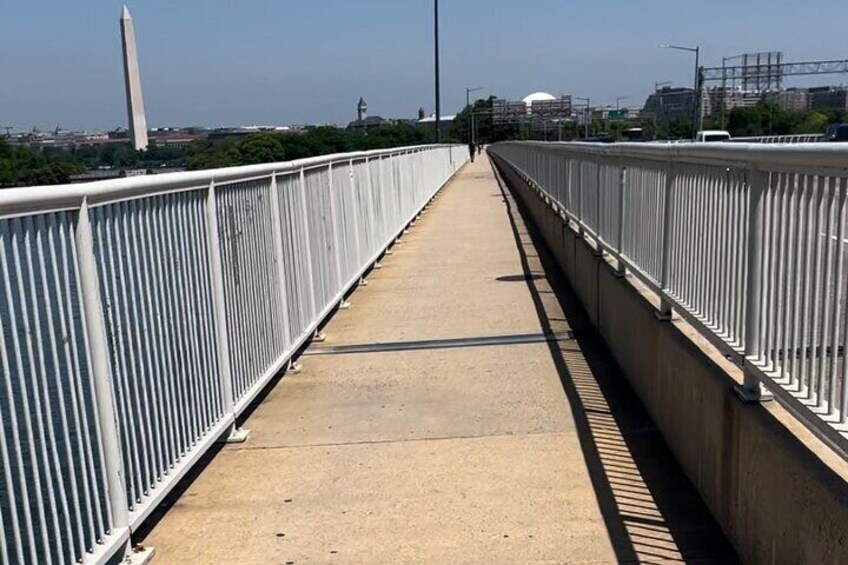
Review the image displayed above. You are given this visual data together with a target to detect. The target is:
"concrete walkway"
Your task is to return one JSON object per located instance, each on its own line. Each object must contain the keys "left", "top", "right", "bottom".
{"left": 141, "top": 156, "right": 737, "bottom": 564}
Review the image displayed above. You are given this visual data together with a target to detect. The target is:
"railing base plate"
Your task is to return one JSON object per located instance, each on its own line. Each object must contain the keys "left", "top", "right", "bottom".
{"left": 655, "top": 310, "right": 673, "bottom": 322}
{"left": 124, "top": 546, "right": 155, "bottom": 564}
{"left": 225, "top": 428, "right": 251, "bottom": 444}
{"left": 734, "top": 383, "right": 774, "bottom": 404}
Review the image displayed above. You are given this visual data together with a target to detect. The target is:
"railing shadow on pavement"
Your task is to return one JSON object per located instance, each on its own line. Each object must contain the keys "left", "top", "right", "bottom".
{"left": 489, "top": 156, "right": 740, "bottom": 564}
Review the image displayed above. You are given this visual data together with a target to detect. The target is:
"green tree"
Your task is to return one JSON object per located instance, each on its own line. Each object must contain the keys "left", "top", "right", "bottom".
{"left": 235, "top": 132, "right": 284, "bottom": 165}
{"left": 451, "top": 96, "right": 519, "bottom": 144}
{"left": 798, "top": 111, "right": 829, "bottom": 134}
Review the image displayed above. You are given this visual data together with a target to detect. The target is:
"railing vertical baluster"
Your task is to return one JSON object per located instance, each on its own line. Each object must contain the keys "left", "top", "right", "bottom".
{"left": 576, "top": 161, "right": 584, "bottom": 236}
{"left": 349, "top": 159, "right": 362, "bottom": 268}
{"left": 204, "top": 181, "right": 246, "bottom": 440}
{"left": 657, "top": 160, "right": 676, "bottom": 319}
{"left": 616, "top": 161, "right": 627, "bottom": 277}
{"left": 738, "top": 167, "right": 771, "bottom": 402}
{"left": 326, "top": 163, "right": 345, "bottom": 292}
{"left": 299, "top": 167, "right": 318, "bottom": 320}
{"left": 75, "top": 198, "right": 134, "bottom": 554}
{"left": 267, "top": 173, "right": 292, "bottom": 350}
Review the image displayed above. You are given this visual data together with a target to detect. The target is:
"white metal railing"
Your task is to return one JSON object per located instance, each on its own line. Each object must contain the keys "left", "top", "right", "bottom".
{"left": 733, "top": 133, "right": 824, "bottom": 144}
{"left": 490, "top": 140, "right": 848, "bottom": 459}
{"left": 0, "top": 144, "right": 465, "bottom": 564}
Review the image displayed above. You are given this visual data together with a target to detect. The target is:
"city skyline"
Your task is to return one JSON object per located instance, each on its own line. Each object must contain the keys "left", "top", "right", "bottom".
{"left": 1, "top": 0, "right": 846, "bottom": 131}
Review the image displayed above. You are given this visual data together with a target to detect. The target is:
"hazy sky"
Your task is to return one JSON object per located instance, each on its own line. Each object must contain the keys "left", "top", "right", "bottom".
{"left": 1, "top": 0, "right": 846, "bottom": 131}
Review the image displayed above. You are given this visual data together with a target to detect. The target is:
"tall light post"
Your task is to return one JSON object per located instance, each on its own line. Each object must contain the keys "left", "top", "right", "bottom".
{"left": 434, "top": 0, "right": 441, "bottom": 142}
{"left": 615, "top": 96, "right": 628, "bottom": 109}
{"left": 660, "top": 44, "right": 701, "bottom": 140}
{"left": 466, "top": 86, "right": 482, "bottom": 144}
{"left": 574, "top": 96, "right": 590, "bottom": 138}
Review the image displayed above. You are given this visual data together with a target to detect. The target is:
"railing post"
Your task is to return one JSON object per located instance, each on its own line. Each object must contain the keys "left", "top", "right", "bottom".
{"left": 75, "top": 198, "right": 141, "bottom": 557}
{"left": 657, "top": 161, "right": 676, "bottom": 320}
{"left": 737, "top": 167, "right": 772, "bottom": 402}
{"left": 576, "top": 161, "right": 584, "bottom": 237}
{"left": 593, "top": 159, "right": 603, "bottom": 256}
{"left": 205, "top": 180, "right": 248, "bottom": 442}
{"left": 615, "top": 162, "right": 627, "bottom": 277}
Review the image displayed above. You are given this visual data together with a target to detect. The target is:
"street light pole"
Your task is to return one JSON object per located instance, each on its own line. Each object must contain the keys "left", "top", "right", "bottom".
{"left": 615, "top": 96, "right": 628, "bottom": 109}
{"left": 695, "top": 46, "right": 703, "bottom": 135}
{"left": 659, "top": 44, "right": 701, "bottom": 140}
{"left": 434, "top": 0, "right": 441, "bottom": 143}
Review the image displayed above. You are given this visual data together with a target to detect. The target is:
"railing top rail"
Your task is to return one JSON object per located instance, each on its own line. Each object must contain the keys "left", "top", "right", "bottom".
{"left": 732, "top": 133, "right": 824, "bottom": 144}
{"left": 0, "top": 143, "right": 454, "bottom": 218}
{"left": 495, "top": 140, "right": 848, "bottom": 170}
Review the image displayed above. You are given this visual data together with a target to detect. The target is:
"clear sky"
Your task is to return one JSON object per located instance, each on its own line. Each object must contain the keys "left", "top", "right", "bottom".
{"left": 1, "top": 0, "right": 846, "bottom": 131}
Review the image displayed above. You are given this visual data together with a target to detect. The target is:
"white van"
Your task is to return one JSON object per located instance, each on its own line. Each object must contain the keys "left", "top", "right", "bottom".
{"left": 696, "top": 130, "right": 732, "bottom": 142}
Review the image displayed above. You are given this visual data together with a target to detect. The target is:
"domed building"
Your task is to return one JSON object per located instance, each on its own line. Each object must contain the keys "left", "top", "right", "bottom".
{"left": 522, "top": 92, "right": 557, "bottom": 108}
{"left": 491, "top": 91, "right": 573, "bottom": 136}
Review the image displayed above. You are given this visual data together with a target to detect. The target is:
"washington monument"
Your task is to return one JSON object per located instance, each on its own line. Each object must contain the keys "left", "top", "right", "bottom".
{"left": 120, "top": 5, "right": 148, "bottom": 150}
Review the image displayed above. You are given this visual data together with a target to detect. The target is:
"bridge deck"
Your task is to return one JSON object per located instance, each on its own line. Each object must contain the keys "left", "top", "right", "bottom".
{"left": 140, "top": 156, "right": 737, "bottom": 563}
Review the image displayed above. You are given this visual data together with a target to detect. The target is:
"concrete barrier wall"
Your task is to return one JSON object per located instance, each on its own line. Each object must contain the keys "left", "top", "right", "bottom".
{"left": 491, "top": 153, "right": 848, "bottom": 565}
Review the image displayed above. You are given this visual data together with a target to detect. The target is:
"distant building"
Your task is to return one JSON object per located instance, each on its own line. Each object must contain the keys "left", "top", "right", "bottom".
{"left": 491, "top": 99, "right": 528, "bottom": 124}
{"left": 778, "top": 88, "right": 810, "bottom": 112}
{"left": 809, "top": 86, "right": 848, "bottom": 111}
{"left": 703, "top": 87, "right": 762, "bottom": 116}
{"left": 207, "top": 126, "right": 291, "bottom": 140}
{"left": 108, "top": 127, "right": 130, "bottom": 140}
{"left": 347, "top": 116, "right": 393, "bottom": 133}
{"left": 492, "top": 92, "right": 572, "bottom": 127}
{"left": 347, "top": 97, "right": 394, "bottom": 133}
{"left": 702, "top": 85, "right": 848, "bottom": 115}
{"left": 417, "top": 113, "right": 456, "bottom": 127}
{"left": 641, "top": 87, "right": 696, "bottom": 121}
{"left": 357, "top": 97, "right": 367, "bottom": 122}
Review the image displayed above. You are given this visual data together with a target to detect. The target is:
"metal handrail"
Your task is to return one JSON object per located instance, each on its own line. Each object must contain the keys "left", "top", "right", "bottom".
{"left": 732, "top": 134, "right": 825, "bottom": 144}
{"left": 490, "top": 140, "right": 848, "bottom": 460}
{"left": 0, "top": 144, "right": 466, "bottom": 564}
{"left": 0, "top": 144, "right": 451, "bottom": 219}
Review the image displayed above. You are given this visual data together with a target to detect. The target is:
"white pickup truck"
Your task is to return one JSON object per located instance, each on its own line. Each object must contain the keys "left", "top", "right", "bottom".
{"left": 695, "top": 130, "right": 732, "bottom": 142}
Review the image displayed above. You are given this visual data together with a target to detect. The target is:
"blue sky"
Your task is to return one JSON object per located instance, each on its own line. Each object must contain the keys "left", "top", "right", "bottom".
{"left": 0, "top": 0, "right": 846, "bottom": 130}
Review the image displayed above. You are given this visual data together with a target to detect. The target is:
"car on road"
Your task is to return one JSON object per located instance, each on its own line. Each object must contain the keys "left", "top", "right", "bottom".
{"left": 823, "top": 123, "right": 848, "bottom": 141}
{"left": 696, "top": 130, "right": 732, "bottom": 142}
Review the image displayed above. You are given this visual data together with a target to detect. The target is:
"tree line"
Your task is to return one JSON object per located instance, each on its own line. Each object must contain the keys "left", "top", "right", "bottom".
{"left": 4, "top": 99, "right": 846, "bottom": 188}
{"left": 0, "top": 123, "right": 437, "bottom": 188}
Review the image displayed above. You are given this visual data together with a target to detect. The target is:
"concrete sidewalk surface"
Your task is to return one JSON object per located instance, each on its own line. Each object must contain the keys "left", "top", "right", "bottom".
{"left": 140, "top": 156, "right": 737, "bottom": 564}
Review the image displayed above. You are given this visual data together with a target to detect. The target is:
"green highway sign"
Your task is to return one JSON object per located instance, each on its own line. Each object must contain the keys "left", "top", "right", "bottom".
{"left": 607, "top": 109, "right": 628, "bottom": 118}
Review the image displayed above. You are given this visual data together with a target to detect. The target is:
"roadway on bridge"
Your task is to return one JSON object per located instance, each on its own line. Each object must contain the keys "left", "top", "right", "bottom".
{"left": 140, "top": 156, "right": 736, "bottom": 563}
